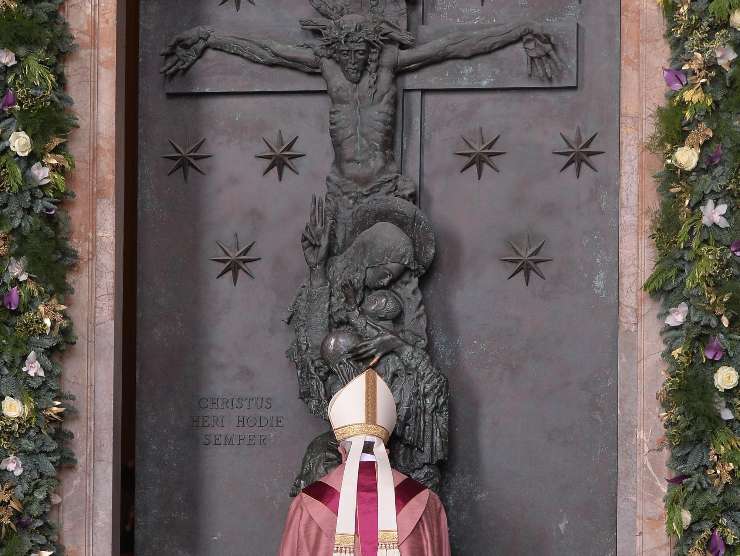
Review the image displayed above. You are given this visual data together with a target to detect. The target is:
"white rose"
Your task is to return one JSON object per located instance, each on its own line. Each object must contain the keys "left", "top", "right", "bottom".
{"left": 9, "top": 131, "right": 32, "bottom": 157}
{"left": 731, "top": 9, "right": 740, "bottom": 30}
{"left": 0, "top": 49, "right": 16, "bottom": 67}
{"left": 1, "top": 396, "right": 24, "bottom": 418}
{"left": 714, "top": 366, "right": 739, "bottom": 392}
{"left": 681, "top": 509, "right": 692, "bottom": 530}
{"left": 673, "top": 146, "right": 700, "bottom": 171}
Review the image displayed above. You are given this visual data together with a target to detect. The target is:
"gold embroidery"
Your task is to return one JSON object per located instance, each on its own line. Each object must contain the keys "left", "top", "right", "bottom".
{"left": 365, "top": 370, "right": 377, "bottom": 425}
{"left": 378, "top": 530, "right": 399, "bottom": 544}
{"left": 334, "top": 533, "right": 355, "bottom": 547}
{"left": 333, "top": 423, "right": 390, "bottom": 443}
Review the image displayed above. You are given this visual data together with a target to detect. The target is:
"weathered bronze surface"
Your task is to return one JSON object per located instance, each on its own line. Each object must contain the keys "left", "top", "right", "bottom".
{"left": 553, "top": 127, "right": 606, "bottom": 178}
{"left": 161, "top": 0, "right": 563, "bottom": 491}
{"left": 210, "top": 234, "right": 261, "bottom": 286}
{"left": 500, "top": 235, "right": 553, "bottom": 286}
{"left": 137, "top": 1, "right": 620, "bottom": 554}
{"left": 455, "top": 128, "right": 506, "bottom": 180}
{"left": 219, "top": 0, "right": 253, "bottom": 11}
{"left": 161, "top": 137, "right": 213, "bottom": 182}
{"left": 255, "top": 130, "right": 305, "bottom": 181}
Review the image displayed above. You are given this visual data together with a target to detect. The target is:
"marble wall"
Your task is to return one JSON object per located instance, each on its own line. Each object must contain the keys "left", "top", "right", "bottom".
{"left": 59, "top": 0, "right": 122, "bottom": 554}
{"left": 619, "top": 1, "right": 673, "bottom": 554}
{"left": 57, "top": 0, "right": 671, "bottom": 553}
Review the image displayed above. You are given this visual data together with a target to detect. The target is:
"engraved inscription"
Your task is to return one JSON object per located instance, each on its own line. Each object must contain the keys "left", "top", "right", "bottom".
{"left": 192, "top": 395, "right": 286, "bottom": 447}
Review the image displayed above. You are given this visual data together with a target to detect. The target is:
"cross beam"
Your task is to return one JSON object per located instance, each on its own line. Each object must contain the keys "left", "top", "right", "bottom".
{"left": 162, "top": 15, "right": 578, "bottom": 195}
{"left": 163, "top": 20, "right": 578, "bottom": 95}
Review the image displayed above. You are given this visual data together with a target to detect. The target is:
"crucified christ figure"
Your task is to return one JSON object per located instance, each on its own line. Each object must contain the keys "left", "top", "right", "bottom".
{"left": 160, "top": 3, "right": 562, "bottom": 490}
{"left": 161, "top": 11, "right": 562, "bottom": 200}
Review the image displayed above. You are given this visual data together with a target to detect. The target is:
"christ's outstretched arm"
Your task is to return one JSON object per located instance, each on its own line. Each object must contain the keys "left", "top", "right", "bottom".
{"left": 161, "top": 26, "right": 320, "bottom": 76}
{"left": 396, "top": 22, "right": 562, "bottom": 79}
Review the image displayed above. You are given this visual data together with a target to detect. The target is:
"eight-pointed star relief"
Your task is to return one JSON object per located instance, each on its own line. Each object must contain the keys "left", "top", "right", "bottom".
{"left": 219, "top": 0, "right": 254, "bottom": 11}
{"left": 500, "top": 235, "right": 554, "bottom": 286}
{"left": 161, "top": 137, "right": 213, "bottom": 182}
{"left": 553, "top": 127, "right": 605, "bottom": 178}
{"left": 210, "top": 234, "right": 261, "bottom": 286}
{"left": 256, "top": 130, "right": 306, "bottom": 181}
{"left": 455, "top": 128, "right": 506, "bottom": 180}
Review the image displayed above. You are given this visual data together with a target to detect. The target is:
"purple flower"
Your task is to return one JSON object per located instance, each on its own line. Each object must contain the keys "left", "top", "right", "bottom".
{"left": 14, "top": 515, "right": 32, "bottom": 530}
{"left": 707, "top": 144, "right": 723, "bottom": 166}
{"left": 0, "top": 89, "right": 15, "bottom": 111}
{"left": 3, "top": 287, "right": 19, "bottom": 311}
{"left": 666, "top": 475, "right": 689, "bottom": 484}
{"left": 663, "top": 68, "right": 688, "bottom": 91}
{"left": 710, "top": 529, "right": 726, "bottom": 556}
{"left": 731, "top": 240, "right": 740, "bottom": 257}
{"left": 705, "top": 337, "right": 725, "bottom": 361}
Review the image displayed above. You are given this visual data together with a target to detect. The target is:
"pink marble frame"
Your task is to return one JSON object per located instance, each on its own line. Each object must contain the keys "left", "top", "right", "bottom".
{"left": 618, "top": 0, "right": 673, "bottom": 554}
{"left": 56, "top": 0, "right": 672, "bottom": 553}
{"left": 60, "top": 0, "right": 123, "bottom": 554}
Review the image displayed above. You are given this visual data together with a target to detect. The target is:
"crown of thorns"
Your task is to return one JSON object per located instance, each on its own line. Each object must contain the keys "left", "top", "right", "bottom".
{"left": 300, "top": 14, "right": 415, "bottom": 49}
{"left": 321, "top": 18, "right": 384, "bottom": 48}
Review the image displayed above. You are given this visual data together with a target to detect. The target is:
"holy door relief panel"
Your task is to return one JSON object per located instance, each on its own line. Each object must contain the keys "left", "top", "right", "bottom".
{"left": 137, "top": 1, "right": 620, "bottom": 555}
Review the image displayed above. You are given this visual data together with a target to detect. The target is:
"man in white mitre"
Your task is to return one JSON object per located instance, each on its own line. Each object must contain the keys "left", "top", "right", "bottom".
{"left": 278, "top": 367, "right": 451, "bottom": 555}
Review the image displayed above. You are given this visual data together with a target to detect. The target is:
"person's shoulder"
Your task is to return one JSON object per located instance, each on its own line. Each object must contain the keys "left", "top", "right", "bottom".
{"left": 425, "top": 487, "right": 444, "bottom": 507}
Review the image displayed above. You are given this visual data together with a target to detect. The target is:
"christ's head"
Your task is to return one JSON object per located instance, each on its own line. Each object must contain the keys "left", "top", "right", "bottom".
{"left": 324, "top": 15, "right": 382, "bottom": 83}
{"left": 335, "top": 40, "right": 370, "bottom": 83}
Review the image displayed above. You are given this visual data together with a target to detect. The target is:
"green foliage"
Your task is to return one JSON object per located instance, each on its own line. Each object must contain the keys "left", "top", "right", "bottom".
{"left": 0, "top": 533, "right": 30, "bottom": 556}
{"left": 666, "top": 486, "right": 686, "bottom": 537}
{"left": 645, "top": 260, "right": 680, "bottom": 294}
{"left": 15, "top": 220, "right": 75, "bottom": 295}
{"left": 651, "top": 103, "right": 687, "bottom": 152}
{"left": 15, "top": 106, "right": 76, "bottom": 154}
{"left": 0, "top": 1, "right": 77, "bottom": 554}
{"left": 10, "top": 54, "right": 56, "bottom": 92}
{"left": 708, "top": 0, "right": 740, "bottom": 20}
{"left": 648, "top": 2, "right": 740, "bottom": 554}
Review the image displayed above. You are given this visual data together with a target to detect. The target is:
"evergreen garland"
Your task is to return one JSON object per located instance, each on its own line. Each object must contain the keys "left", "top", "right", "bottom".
{"left": 0, "top": 0, "right": 77, "bottom": 555}
{"left": 649, "top": 1, "right": 740, "bottom": 555}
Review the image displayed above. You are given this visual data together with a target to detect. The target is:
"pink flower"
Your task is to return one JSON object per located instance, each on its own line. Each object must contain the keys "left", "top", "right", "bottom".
{"left": 731, "top": 240, "right": 740, "bottom": 257}
{"left": 665, "top": 302, "right": 689, "bottom": 327}
{"left": 30, "top": 162, "right": 50, "bottom": 185}
{"left": 22, "top": 351, "right": 44, "bottom": 377}
{"left": 716, "top": 46, "right": 738, "bottom": 71}
{"left": 7, "top": 257, "right": 28, "bottom": 281}
{"left": 700, "top": 200, "right": 730, "bottom": 228}
{"left": 0, "top": 49, "right": 16, "bottom": 67}
{"left": 0, "top": 455, "right": 23, "bottom": 477}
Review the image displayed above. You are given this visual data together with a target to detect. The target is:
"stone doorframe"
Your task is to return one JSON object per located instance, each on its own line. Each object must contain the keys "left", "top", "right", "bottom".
{"left": 56, "top": 0, "right": 672, "bottom": 554}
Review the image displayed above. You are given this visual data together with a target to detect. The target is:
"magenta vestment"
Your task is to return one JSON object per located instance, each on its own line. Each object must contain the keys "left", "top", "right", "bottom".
{"left": 278, "top": 463, "right": 451, "bottom": 556}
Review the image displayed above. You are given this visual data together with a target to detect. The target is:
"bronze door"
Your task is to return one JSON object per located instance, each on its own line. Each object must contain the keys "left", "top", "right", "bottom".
{"left": 137, "top": 0, "right": 620, "bottom": 554}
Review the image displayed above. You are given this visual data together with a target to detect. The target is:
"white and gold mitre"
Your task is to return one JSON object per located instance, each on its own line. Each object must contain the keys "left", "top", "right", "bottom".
{"left": 327, "top": 369, "right": 401, "bottom": 556}
{"left": 328, "top": 368, "right": 397, "bottom": 444}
